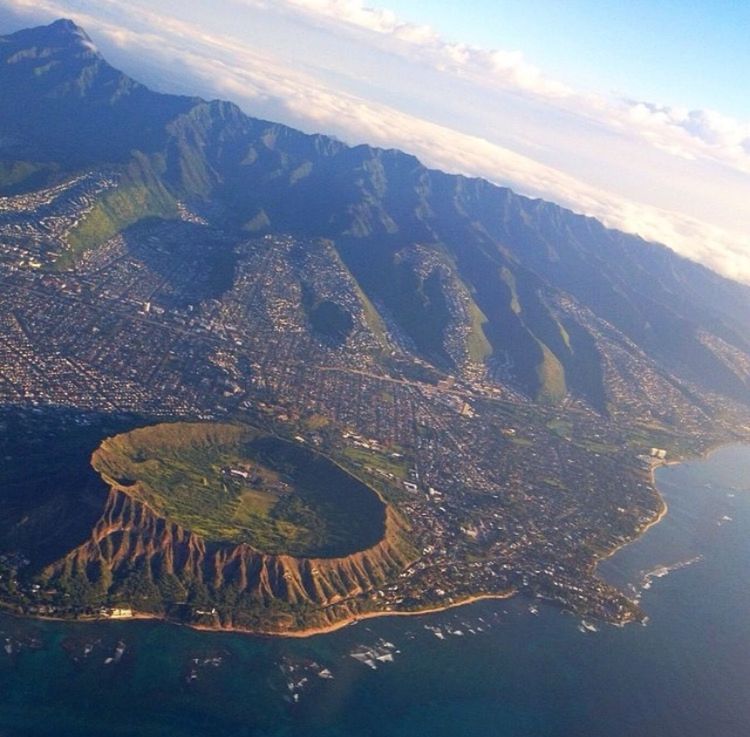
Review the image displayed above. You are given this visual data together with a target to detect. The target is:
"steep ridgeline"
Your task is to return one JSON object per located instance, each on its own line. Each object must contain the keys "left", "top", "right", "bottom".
{"left": 2, "top": 19, "right": 750, "bottom": 411}
{"left": 44, "top": 487, "right": 414, "bottom": 633}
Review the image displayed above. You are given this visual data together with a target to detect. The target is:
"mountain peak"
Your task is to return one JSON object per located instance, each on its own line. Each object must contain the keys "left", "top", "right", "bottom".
{"left": 48, "top": 18, "right": 83, "bottom": 32}
{"left": 46, "top": 17, "right": 97, "bottom": 48}
{"left": 1, "top": 19, "right": 750, "bottom": 410}
{"left": 7, "top": 17, "right": 99, "bottom": 55}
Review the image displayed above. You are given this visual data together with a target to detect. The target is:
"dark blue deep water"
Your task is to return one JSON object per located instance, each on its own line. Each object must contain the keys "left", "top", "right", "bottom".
{"left": 1, "top": 445, "right": 749, "bottom": 737}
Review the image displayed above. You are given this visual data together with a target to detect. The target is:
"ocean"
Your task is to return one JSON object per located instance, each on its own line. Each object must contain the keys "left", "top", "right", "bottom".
{"left": 1, "top": 444, "right": 749, "bottom": 737}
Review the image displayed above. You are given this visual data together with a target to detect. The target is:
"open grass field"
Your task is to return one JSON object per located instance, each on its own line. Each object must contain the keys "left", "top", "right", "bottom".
{"left": 93, "top": 422, "right": 386, "bottom": 557}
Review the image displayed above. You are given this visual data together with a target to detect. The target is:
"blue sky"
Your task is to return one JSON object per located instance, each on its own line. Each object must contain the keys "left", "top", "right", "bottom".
{"left": 385, "top": 1, "right": 750, "bottom": 118}
{"left": 1, "top": 0, "right": 748, "bottom": 281}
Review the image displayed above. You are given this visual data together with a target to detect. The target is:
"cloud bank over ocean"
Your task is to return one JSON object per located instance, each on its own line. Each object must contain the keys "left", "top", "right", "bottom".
{"left": 3, "top": 0, "right": 749, "bottom": 282}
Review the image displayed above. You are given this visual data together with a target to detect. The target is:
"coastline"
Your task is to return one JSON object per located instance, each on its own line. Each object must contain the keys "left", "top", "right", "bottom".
{"left": 594, "top": 438, "right": 748, "bottom": 576}
{"left": 0, "top": 591, "right": 517, "bottom": 640}
{"left": 129, "top": 442, "right": 750, "bottom": 636}
{"left": 252, "top": 591, "right": 518, "bottom": 639}
{"left": 593, "top": 459, "right": 670, "bottom": 572}
{"left": 5, "top": 440, "right": 748, "bottom": 639}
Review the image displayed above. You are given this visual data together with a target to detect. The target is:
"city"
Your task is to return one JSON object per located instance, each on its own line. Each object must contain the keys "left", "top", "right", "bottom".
{"left": 1, "top": 174, "right": 748, "bottom": 631}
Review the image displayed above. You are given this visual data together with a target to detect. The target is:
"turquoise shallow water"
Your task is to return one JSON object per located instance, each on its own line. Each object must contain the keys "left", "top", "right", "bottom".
{"left": 1, "top": 445, "right": 749, "bottom": 737}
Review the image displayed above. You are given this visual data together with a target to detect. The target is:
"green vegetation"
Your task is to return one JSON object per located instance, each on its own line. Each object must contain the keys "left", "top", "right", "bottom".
{"left": 507, "top": 436, "right": 533, "bottom": 447}
{"left": 303, "top": 414, "right": 331, "bottom": 431}
{"left": 542, "top": 476, "right": 570, "bottom": 491}
{"left": 624, "top": 422, "right": 709, "bottom": 458}
{"left": 354, "top": 281, "right": 389, "bottom": 347}
{"left": 309, "top": 300, "right": 354, "bottom": 341}
{"left": 62, "top": 157, "right": 177, "bottom": 266}
{"left": 546, "top": 418, "right": 573, "bottom": 437}
{"left": 0, "top": 160, "right": 52, "bottom": 193}
{"left": 500, "top": 266, "right": 521, "bottom": 315}
{"left": 465, "top": 293, "right": 492, "bottom": 364}
{"left": 93, "top": 422, "right": 386, "bottom": 557}
{"left": 342, "top": 445, "right": 409, "bottom": 481}
{"left": 552, "top": 313, "right": 572, "bottom": 351}
{"left": 327, "top": 242, "right": 389, "bottom": 347}
{"left": 577, "top": 439, "right": 620, "bottom": 454}
{"left": 301, "top": 283, "right": 354, "bottom": 344}
{"left": 535, "top": 341, "right": 567, "bottom": 402}
{"left": 385, "top": 264, "right": 453, "bottom": 366}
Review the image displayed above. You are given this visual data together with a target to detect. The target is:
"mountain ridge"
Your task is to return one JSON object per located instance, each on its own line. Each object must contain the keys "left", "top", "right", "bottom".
{"left": 3, "top": 20, "right": 750, "bottom": 631}
{"left": 1, "top": 18, "right": 750, "bottom": 409}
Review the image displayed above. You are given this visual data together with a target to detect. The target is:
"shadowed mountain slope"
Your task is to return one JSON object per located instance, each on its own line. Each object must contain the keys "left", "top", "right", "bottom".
{"left": 2, "top": 19, "right": 750, "bottom": 409}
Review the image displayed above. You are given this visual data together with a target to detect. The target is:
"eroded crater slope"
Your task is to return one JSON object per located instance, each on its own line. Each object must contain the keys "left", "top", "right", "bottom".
{"left": 41, "top": 422, "right": 415, "bottom": 633}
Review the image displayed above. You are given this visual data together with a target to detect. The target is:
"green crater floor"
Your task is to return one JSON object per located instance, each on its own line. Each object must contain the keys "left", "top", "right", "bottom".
{"left": 92, "top": 422, "right": 386, "bottom": 558}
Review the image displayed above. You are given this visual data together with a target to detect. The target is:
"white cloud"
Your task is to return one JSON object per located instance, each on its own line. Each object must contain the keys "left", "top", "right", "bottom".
{"left": 266, "top": 0, "right": 750, "bottom": 174}
{"left": 275, "top": 0, "right": 573, "bottom": 98}
{"left": 2, "top": 0, "right": 749, "bottom": 283}
{"left": 621, "top": 101, "right": 750, "bottom": 172}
